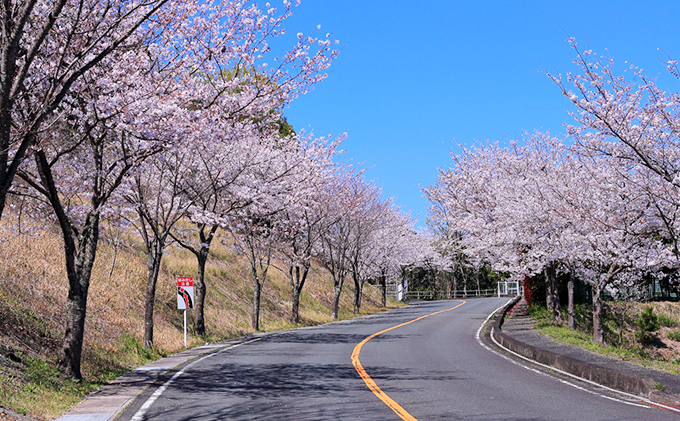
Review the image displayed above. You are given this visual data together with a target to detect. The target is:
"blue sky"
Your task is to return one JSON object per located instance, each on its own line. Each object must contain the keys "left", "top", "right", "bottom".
{"left": 280, "top": 0, "right": 680, "bottom": 227}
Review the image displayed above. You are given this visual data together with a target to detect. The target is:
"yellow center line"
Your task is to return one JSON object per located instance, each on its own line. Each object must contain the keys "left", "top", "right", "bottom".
{"left": 351, "top": 301, "right": 467, "bottom": 420}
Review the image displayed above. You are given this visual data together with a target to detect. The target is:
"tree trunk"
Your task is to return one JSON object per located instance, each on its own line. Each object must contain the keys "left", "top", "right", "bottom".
{"left": 545, "top": 263, "right": 562, "bottom": 323}
{"left": 144, "top": 239, "right": 164, "bottom": 349}
{"left": 194, "top": 249, "right": 208, "bottom": 336}
{"left": 61, "top": 290, "right": 87, "bottom": 380}
{"left": 380, "top": 273, "right": 387, "bottom": 307}
{"left": 252, "top": 275, "right": 262, "bottom": 331}
{"left": 352, "top": 270, "right": 363, "bottom": 314}
{"left": 248, "top": 235, "right": 269, "bottom": 332}
{"left": 452, "top": 268, "right": 458, "bottom": 299}
{"left": 33, "top": 150, "right": 101, "bottom": 380}
{"left": 289, "top": 264, "right": 310, "bottom": 324}
{"left": 567, "top": 273, "right": 575, "bottom": 329}
{"left": 191, "top": 225, "right": 217, "bottom": 337}
{"left": 291, "top": 285, "right": 301, "bottom": 324}
{"left": 60, "top": 214, "right": 100, "bottom": 380}
{"left": 546, "top": 267, "right": 554, "bottom": 314}
{"left": 331, "top": 273, "right": 345, "bottom": 320}
{"left": 445, "top": 274, "right": 452, "bottom": 299}
{"left": 431, "top": 268, "right": 438, "bottom": 299}
{"left": 593, "top": 282, "right": 604, "bottom": 344}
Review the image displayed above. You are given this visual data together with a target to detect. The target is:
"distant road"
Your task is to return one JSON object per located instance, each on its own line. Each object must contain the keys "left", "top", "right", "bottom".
{"left": 119, "top": 298, "right": 677, "bottom": 420}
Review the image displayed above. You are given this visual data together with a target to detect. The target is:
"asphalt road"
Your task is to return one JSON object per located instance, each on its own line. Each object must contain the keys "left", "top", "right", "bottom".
{"left": 118, "top": 298, "right": 678, "bottom": 420}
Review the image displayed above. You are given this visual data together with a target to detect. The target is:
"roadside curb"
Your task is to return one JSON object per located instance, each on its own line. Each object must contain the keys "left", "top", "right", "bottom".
{"left": 53, "top": 335, "right": 265, "bottom": 421}
{"left": 487, "top": 297, "right": 680, "bottom": 409}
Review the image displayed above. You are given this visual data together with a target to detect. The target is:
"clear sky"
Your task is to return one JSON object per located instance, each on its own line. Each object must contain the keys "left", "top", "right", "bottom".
{"left": 280, "top": 0, "right": 680, "bottom": 227}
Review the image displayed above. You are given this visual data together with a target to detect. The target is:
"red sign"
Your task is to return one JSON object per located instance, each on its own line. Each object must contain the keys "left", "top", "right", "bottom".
{"left": 177, "top": 277, "right": 194, "bottom": 309}
{"left": 178, "top": 277, "right": 193, "bottom": 288}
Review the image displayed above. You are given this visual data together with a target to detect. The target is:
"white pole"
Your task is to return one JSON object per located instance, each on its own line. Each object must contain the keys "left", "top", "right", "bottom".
{"left": 184, "top": 309, "right": 187, "bottom": 348}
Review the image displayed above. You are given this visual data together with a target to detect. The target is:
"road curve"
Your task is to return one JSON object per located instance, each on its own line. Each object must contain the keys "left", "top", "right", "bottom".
{"left": 118, "top": 298, "right": 678, "bottom": 420}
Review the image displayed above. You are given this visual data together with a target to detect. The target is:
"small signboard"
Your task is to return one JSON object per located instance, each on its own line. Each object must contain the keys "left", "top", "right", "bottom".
{"left": 177, "top": 277, "right": 194, "bottom": 309}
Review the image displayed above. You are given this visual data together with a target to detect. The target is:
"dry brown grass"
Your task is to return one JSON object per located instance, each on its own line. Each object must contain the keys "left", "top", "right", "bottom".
{"left": 0, "top": 218, "right": 400, "bottom": 419}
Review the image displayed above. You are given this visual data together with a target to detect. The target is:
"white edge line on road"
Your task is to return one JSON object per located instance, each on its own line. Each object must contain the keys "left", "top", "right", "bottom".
{"left": 127, "top": 306, "right": 406, "bottom": 420}
{"left": 129, "top": 336, "right": 268, "bottom": 421}
{"left": 475, "top": 300, "right": 679, "bottom": 413}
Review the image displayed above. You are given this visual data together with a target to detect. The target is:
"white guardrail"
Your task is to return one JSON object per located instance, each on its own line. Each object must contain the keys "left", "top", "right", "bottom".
{"left": 404, "top": 281, "right": 520, "bottom": 300}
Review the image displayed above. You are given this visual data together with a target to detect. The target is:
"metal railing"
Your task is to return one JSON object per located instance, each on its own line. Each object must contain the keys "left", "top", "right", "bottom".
{"left": 404, "top": 289, "right": 499, "bottom": 300}
{"left": 404, "top": 282, "right": 521, "bottom": 300}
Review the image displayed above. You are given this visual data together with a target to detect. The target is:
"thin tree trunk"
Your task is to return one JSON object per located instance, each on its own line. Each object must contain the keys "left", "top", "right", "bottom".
{"left": 252, "top": 275, "right": 262, "bottom": 331}
{"left": 380, "top": 272, "right": 387, "bottom": 307}
{"left": 61, "top": 289, "right": 87, "bottom": 379}
{"left": 593, "top": 281, "right": 604, "bottom": 344}
{"left": 431, "top": 268, "right": 438, "bottom": 299}
{"left": 445, "top": 274, "right": 452, "bottom": 299}
{"left": 331, "top": 273, "right": 344, "bottom": 320}
{"left": 289, "top": 264, "right": 310, "bottom": 324}
{"left": 545, "top": 263, "right": 562, "bottom": 323}
{"left": 567, "top": 273, "right": 575, "bottom": 329}
{"left": 352, "top": 270, "right": 362, "bottom": 314}
{"left": 108, "top": 230, "right": 120, "bottom": 281}
{"left": 172, "top": 224, "right": 217, "bottom": 337}
{"left": 144, "top": 239, "right": 164, "bottom": 349}
{"left": 194, "top": 249, "right": 208, "bottom": 336}
{"left": 592, "top": 264, "right": 619, "bottom": 344}
{"left": 192, "top": 226, "right": 217, "bottom": 336}
{"left": 452, "top": 266, "right": 458, "bottom": 299}
{"left": 546, "top": 266, "right": 554, "bottom": 314}
{"left": 291, "top": 285, "right": 301, "bottom": 324}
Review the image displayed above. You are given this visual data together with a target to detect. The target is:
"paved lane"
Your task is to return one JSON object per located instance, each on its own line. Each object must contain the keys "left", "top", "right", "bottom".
{"left": 119, "top": 298, "right": 678, "bottom": 420}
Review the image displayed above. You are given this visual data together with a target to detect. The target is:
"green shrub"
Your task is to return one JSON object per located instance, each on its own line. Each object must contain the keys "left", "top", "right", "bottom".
{"left": 636, "top": 305, "right": 660, "bottom": 343}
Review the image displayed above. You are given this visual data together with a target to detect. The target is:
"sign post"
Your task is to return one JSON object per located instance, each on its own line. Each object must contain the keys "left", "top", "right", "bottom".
{"left": 177, "top": 277, "right": 194, "bottom": 347}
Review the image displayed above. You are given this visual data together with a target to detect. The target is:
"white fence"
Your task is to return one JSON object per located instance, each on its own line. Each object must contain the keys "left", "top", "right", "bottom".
{"left": 497, "top": 280, "right": 520, "bottom": 297}
{"left": 404, "top": 281, "right": 521, "bottom": 301}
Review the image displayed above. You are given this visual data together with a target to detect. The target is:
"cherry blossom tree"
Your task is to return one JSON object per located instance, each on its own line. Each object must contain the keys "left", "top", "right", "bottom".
{"left": 13, "top": 36, "right": 187, "bottom": 378}
{"left": 266, "top": 134, "right": 340, "bottom": 324}
{"left": 8, "top": 0, "right": 339, "bottom": 375}
{"left": 368, "top": 209, "right": 417, "bottom": 307}
{"left": 427, "top": 132, "right": 670, "bottom": 343}
{"left": 317, "top": 165, "right": 362, "bottom": 320}
{"left": 170, "top": 126, "right": 270, "bottom": 336}
{"left": 0, "top": 0, "right": 174, "bottom": 222}
{"left": 548, "top": 40, "right": 680, "bottom": 279}
{"left": 124, "top": 147, "right": 202, "bottom": 349}
{"left": 222, "top": 131, "right": 335, "bottom": 329}
{"left": 345, "top": 183, "right": 384, "bottom": 314}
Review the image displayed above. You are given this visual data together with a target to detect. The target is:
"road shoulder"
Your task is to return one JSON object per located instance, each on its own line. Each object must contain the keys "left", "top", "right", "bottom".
{"left": 488, "top": 297, "right": 680, "bottom": 409}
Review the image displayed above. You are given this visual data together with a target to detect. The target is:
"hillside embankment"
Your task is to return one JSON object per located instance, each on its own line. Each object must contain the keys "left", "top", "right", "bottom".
{"left": 0, "top": 222, "right": 399, "bottom": 420}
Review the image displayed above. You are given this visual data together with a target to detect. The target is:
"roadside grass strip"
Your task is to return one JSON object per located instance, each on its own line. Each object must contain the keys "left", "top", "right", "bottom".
{"left": 477, "top": 300, "right": 680, "bottom": 415}
{"left": 351, "top": 301, "right": 467, "bottom": 421}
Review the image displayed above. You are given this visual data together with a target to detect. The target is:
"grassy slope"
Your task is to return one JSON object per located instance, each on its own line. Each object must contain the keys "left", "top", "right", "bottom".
{"left": 528, "top": 302, "right": 680, "bottom": 376}
{"left": 0, "top": 227, "right": 401, "bottom": 420}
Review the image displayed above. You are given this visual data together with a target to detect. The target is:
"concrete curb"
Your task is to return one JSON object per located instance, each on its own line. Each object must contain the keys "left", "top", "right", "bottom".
{"left": 488, "top": 298, "right": 680, "bottom": 409}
